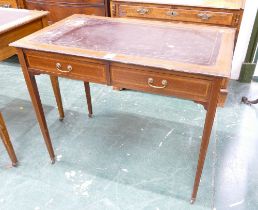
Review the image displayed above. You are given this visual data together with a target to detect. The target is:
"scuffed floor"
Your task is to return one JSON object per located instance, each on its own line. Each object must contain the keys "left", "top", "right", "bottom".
{"left": 0, "top": 56, "right": 257, "bottom": 210}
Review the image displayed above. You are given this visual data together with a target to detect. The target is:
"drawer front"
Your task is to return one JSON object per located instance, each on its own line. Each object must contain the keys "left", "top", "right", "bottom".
{"left": 25, "top": 1, "right": 106, "bottom": 22}
{"left": 0, "top": 0, "right": 17, "bottom": 8}
{"left": 111, "top": 65, "right": 212, "bottom": 102}
{"left": 26, "top": 51, "right": 107, "bottom": 84}
{"left": 118, "top": 5, "right": 234, "bottom": 26}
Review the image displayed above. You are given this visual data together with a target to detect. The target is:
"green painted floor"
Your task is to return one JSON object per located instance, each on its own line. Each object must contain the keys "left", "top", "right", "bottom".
{"left": 0, "top": 56, "right": 257, "bottom": 210}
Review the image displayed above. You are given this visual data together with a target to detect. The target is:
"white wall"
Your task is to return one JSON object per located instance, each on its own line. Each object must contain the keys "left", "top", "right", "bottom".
{"left": 231, "top": 0, "right": 258, "bottom": 79}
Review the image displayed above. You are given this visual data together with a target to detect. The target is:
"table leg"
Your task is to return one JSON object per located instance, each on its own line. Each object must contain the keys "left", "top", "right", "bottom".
{"left": 18, "top": 50, "right": 55, "bottom": 163}
{"left": 0, "top": 113, "right": 18, "bottom": 166}
{"left": 50, "top": 76, "right": 65, "bottom": 121}
{"left": 84, "top": 82, "right": 93, "bottom": 118}
{"left": 191, "top": 79, "right": 221, "bottom": 204}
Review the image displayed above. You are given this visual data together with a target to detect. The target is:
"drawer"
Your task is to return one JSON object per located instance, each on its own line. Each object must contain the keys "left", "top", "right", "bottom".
{"left": 0, "top": 0, "right": 17, "bottom": 8}
{"left": 26, "top": 51, "right": 107, "bottom": 84}
{"left": 111, "top": 64, "right": 213, "bottom": 102}
{"left": 118, "top": 5, "right": 234, "bottom": 26}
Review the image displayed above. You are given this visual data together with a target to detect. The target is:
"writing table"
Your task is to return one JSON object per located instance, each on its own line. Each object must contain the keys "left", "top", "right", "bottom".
{"left": 11, "top": 15, "right": 235, "bottom": 203}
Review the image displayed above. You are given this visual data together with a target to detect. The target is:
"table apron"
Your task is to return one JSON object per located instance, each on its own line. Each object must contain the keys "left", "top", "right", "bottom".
{"left": 24, "top": 50, "right": 224, "bottom": 104}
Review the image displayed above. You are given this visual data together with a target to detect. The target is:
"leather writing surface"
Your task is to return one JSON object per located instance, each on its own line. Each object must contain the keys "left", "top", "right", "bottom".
{"left": 33, "top": 17, "right": 222, "bottom": 66}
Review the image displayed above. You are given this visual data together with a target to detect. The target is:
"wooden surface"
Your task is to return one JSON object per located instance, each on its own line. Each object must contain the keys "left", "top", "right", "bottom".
{"left": 12, "top": 15, "right": 235, "bottom": 202}
{"left": 112, "top": 0, "right": 245, "bottom": 10}
{"left": 22, "top": 0, "right": 109, "bottom": 23}
{"left": 0, "top": 112, "right": 18, "bottom": 166}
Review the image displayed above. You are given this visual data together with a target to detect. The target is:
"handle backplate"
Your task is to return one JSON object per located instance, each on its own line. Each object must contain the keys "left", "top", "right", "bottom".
{"left": 148, "top": 78, "right": 168, "bottom": 89}
{"left": 137, "top": 8, "right": 149, "bottom": 15}
{"left": 56, "top": 63, "right": 73, "bottom": 73}
{"left": 197, "top": 13, "right": 212, "bottom": 20}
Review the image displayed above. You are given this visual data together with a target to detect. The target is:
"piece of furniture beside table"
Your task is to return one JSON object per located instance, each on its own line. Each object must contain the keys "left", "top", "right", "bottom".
{"left": 0, "top": 112, "right": 18, "bottom": 166}
{"left": 20, "top": 0, "right": 110, "bottom": 24}
{"left": 11, "top": 15, "right": 235, "bottom": 203}
{"left": 110, "top": 0, "right": 244, "bottom": 93}
{"left": 111, "top": 0, "right": 244, "bottom": 33}
{"left": 0, "top": 8, "right": 68, "bottom": 120}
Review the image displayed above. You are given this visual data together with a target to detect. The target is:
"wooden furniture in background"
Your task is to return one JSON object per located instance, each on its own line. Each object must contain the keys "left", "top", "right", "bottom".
{"left": 0, "top": 8, "right": 65, "bottom": 120}
{"left": 20, "top": 0, "right": 110, "bottom": 24}
{"left": 12, "top": 15, "right": 235, "bottom": 203}
{"left": 0, "top": 8, "right": 49, "bottom": 60}
{"left": 111, "top": 0, "right": 244, "bottom": 34}
{"left": 0, "top": 112, "right": 18, "bottom": 166}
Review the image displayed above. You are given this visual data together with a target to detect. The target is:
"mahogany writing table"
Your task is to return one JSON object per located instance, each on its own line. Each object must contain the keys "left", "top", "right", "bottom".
{"left": 11, "top": 15, "right": 235, "bottom": 203}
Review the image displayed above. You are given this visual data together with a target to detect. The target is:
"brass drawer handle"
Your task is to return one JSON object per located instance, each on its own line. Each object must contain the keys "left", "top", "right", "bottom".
{"left": 166, "top": 10, "right": 178, "bottom": 17}
{"left": 197, "top": 13, "right": 212, "bottom": 20}
{"left": 148, "top": 78, "right": 168, "bottom": 89}
{"left": 136, "top": 8, "right": 149, "bottom": 15}
{"left": 56, "top": 63, "right": 73, "bottom": 73}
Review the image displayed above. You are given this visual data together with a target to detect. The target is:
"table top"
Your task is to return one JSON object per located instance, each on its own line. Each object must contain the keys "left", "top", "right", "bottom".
{"left": 112, "top": 0, "right": 245, "bottom": 10}
{"left": 11, "top": 15, "right": 235, "bottom": 78}
{"left": 0, "top": 8, "right": 49, "bottom": 34}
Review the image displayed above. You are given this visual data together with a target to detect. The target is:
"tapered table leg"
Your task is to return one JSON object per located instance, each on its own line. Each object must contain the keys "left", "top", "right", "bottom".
{"left": 191, "top": 79, "right": 222, "bottom": 204}
{"left": 0, "top": 113, "right": 18, "bottom": 166}
{"left": 50, "top": 76, "right": 65, "bottom": 121}
{"left": 84, "top": 82, "right": 93, "bottom": 118}
{"left": 18, "top": 50, "right": 55, "bottom": 163}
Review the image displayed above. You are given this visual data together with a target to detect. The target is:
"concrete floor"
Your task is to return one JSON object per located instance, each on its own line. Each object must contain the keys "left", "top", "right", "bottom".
{"left": 0, "top": 56, "right": 257, "bottom": 210}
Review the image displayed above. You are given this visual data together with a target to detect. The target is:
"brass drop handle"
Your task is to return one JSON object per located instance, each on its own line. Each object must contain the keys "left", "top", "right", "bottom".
{"left": 136, "top": 8, "right": 149, "bottom": 15}
{"left": 148, "top": 78, "right": 168, "bottom": 89}
{"left": 197, "top": 13, "right": 212, "bottom": 20}
{"left": 166, "top": 10, "right": 178, "bottom": 17}
{"left": 56, "top": 63, "right": 73, "bottom": 73}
